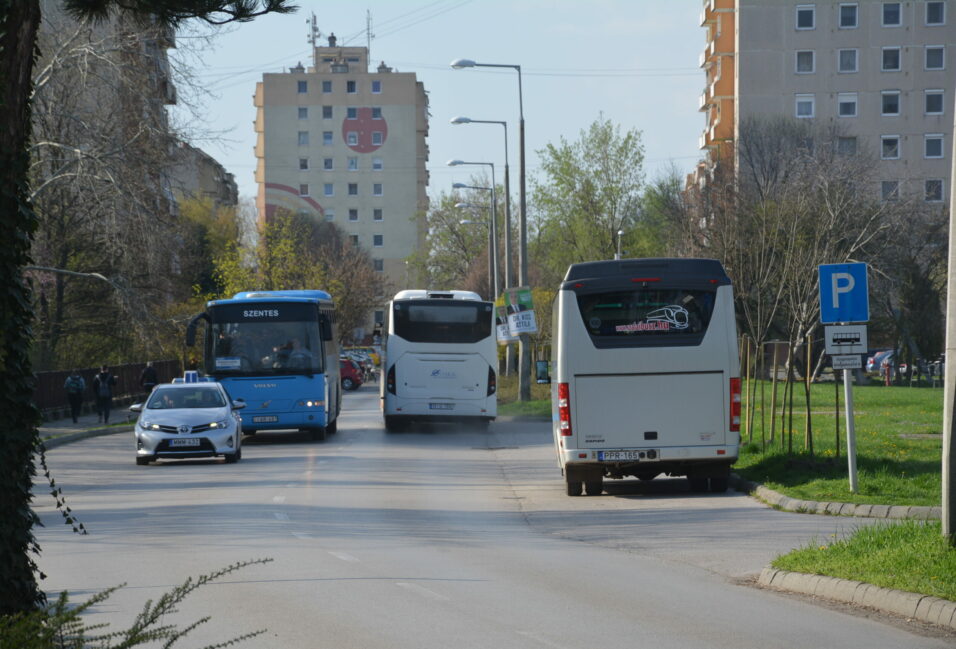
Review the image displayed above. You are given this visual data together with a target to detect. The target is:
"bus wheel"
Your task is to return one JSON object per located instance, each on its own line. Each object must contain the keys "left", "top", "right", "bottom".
{"left": 326, "top": 418, "right": 337, "bottom": 435}
{"left": 584, "top": 477, "right": 603, "bottom": 496}
{"left": 709, "top": 476, "right": 729, "bottom": 493}
{"left": 565, "top": 478, "right": 583, "bottom": 497}
{"left": 688, "top": 476, "right": 709, "bottom": 492}
{"left": 308, "top": 426, "right": 327, "bottom": 442}
{"left": 384, "top": 416, "right": 402, "bottom": 433}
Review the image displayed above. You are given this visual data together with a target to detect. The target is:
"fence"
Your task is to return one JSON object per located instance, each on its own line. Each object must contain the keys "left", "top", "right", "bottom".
{"left": 35, "top": 359, "right": 182, "bottom": 419}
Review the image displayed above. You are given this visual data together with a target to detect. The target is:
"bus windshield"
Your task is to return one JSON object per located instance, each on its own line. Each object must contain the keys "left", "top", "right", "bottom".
{"left": 208, "top": 319, "right": 323, "bottom": 375}
{"left": 392, "top": 300, "right": 493, "bottom": 344}
{"left": 576, "top": 288, "right": 716, "bottom": 347}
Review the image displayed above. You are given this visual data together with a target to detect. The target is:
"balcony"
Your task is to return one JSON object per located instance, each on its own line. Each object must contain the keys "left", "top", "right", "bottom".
{"left": 699, "top": 90, "right": 711, "bottom": 111}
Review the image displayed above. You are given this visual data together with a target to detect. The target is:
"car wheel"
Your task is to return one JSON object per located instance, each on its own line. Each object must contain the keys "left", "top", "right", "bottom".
{"left": 135, "top": 456, "right": 152, "bottom": 466}
{"left": 342, "top": 377, "right": 355, "bottom": 391}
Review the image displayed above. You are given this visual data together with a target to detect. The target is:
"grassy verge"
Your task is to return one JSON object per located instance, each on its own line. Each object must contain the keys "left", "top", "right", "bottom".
{"left": 496, "top": 374, "right": 551, "bottom": 417}
{"left": 773, "top": 520, "right": 956, "bottom": 601}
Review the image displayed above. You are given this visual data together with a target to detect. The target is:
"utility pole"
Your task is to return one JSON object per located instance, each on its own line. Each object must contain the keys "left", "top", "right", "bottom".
{"left": 942, "top": 87, "right": 956, "bottom": 544}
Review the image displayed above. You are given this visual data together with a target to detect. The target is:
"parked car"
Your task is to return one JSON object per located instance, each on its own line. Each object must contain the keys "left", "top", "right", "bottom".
{"left": 130, "top": 382, "right": 244, "bottom": 465}
{"left": 340, "top": 358, "right": 364, "bottom": 391}
{"left": 866, "top": 350, "right": 893, "bottom": 373}
{"left": 345, "top": 346, "right": 380, "bottom": 366}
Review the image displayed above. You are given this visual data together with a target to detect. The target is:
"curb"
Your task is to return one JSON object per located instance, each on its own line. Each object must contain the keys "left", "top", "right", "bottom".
{"left": 759, "top": 567, "right": 956, "bottom": 631}
{"left": 41, "top": 425, "right": 133, "bottom": 450}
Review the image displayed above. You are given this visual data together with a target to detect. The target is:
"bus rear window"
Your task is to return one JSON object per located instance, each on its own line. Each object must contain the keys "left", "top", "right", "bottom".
{"left": 576, "top": 289, "right": 716, "bottom": 347}
{"left": 393, "top": 301, "right": 493, "bottom": 344}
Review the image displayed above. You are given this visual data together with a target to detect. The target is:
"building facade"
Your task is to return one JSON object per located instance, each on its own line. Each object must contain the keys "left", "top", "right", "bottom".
{"left": 254, "top": 34, "right": 429, "bottom": 319}
{"left": 698, "top": 0, "right": 955, "bottom": 204}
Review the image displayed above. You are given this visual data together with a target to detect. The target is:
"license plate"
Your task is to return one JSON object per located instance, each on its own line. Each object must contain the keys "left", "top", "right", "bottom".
{"left": 252, "top": 416, "right": 279, "bottom": 423}
{"left": 169, "top": 438, "right": 201, "bottom": 447}
{"left": 429, "top": 403, "right": 454, "bottom": 410}
{"left": 598, "top": 450, "right": 648, "bottom": 461}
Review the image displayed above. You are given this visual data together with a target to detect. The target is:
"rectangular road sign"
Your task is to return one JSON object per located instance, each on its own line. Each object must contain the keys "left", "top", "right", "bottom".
{"left": 824, "top": 324, "right": 868, "bottom": 355}
{"left": 832, "top": 355, "right": 863, "bottom": 370}
{"left": 819, "top": 263, "right": 869, "bottom": 323}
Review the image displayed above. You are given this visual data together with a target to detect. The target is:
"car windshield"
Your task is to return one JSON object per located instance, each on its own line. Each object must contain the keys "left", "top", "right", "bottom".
{"left": 147, "top": 387, "right": 226, "bottom": 409}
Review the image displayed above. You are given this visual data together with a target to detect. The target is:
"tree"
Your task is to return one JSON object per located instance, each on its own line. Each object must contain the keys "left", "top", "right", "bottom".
{"left": 0, "top": 0, "right": 296, "bottom": 615}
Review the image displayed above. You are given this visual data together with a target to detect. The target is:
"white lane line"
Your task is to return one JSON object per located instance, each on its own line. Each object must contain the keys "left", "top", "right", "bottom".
{"left": 394, "top": 582, "right": 448, "bottom": 601}
{"left": 515, "top": 631, "right": 569, "bottom": 649}
{"left": 272, "top": 495, "right": 286, "bottom": 503}
{"left": 285, "top": 483, "right": 296, "bottom": 488}
{"left": 328, "top": 550, "right": 360, "bottom": 563}
{"left": 273, "top": 512, "right": 289, "bottom": 521}
{"left": 291, "top": 532, "right": 311, "bottom": 540}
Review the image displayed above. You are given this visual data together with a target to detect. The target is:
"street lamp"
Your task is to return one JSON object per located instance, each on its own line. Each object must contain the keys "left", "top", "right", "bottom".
{"left": 448, "top": 159, "right": 498, "bottom": 298}
{"left": 616, "top": 230, "right": 624, "bottom": 260}
{"left": 455, "top": 202, "right": 495, "bottom": 301}
{"left": 451, "top": 57, "right": 530, "bottom": 401}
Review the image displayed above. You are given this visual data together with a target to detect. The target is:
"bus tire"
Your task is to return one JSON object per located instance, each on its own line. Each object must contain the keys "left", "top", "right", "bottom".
{"left": 566, "top": 478, "right": 583, "bottom": 497}
{"left": 584, "top": 477, "right": 603, "bottom": 496}
{"left": 709, "top": 476, "right": 729, "bottom": 493}
{"left": 384, "top": 416, "right": 402, "bottom": 433}
{"left": 326, "top": 418, "right": 337, "bottom": 435}
{"left": 308, "top": 426, "right": 327, "bottom": 442}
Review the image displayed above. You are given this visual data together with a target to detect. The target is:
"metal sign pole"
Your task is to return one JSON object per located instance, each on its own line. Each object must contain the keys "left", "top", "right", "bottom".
{"left": 843, "top": 367, "right": 858, "bottom": 492}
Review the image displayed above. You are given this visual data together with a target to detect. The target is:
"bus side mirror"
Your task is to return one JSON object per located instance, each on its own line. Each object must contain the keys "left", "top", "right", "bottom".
{"left": 320, "top": 316, "right": 333, "bottom": 341}
{"left": 535, "top": 360, "right": 551, "bottom": 384}
{"left": 186, "top": 312, "right": 209, "bottom": 347}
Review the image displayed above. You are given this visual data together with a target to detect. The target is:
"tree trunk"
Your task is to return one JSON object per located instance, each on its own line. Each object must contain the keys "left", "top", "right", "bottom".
{"left": 0, "top": 0, "right": 45, "bottom": 614}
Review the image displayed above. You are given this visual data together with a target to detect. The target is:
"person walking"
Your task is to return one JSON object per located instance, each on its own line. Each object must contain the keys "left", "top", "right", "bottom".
{"left": 63, "top": 369, "right": 86, "bottom": 423}
{"left": 140, "top": 361, "right": 158, "bottom": 396}
{"left": 92, "top": 365, "right": 117, "bottom": 424}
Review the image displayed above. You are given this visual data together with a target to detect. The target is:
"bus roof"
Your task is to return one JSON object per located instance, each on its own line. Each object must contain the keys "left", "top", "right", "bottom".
{"left": 392, "top": 289, "right": 483, "bottom": 301}
{"left": 562, "top": 258, "right": 731, "bottom": 286}
{"left": 207, "top": 290, "right": 333, "bottom": 307}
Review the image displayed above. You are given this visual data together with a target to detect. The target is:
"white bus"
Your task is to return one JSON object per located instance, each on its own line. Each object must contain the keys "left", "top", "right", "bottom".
{"left": 381, "top": 290, "right": 497, "bottom": 431}
{"left": 547, "top": 258, "right": 741, "bottom": 496}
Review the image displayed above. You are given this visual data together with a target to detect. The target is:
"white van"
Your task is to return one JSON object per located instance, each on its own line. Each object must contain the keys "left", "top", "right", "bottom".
{"left": 548, "top": 258, "right": 740, "bottom": 496}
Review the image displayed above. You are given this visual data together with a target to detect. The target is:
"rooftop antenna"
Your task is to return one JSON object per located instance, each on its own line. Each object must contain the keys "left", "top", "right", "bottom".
{"left": 307, "top": 12, "right": 321, "bottom": 67}
{"left": 366, "top": 9, "right": 374, "bottom": 67}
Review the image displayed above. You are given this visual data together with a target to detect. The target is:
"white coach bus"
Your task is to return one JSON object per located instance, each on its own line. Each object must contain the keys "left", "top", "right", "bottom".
{"left": 547, "top": 258, "right": 740, "bottom": 496}
{"left": 381, "top": 290, "right": 497, "bottom": 431}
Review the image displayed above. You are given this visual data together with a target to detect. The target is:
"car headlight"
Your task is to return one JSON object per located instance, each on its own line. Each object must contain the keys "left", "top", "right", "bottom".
{"left": 210, "top": 419, "right": 230, "bottom": 429}
{"left": 139, "top": 420, "right": 159, "bottom": 430}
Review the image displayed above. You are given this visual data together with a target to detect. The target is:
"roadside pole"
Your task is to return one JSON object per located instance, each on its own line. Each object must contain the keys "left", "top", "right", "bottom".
{"left": 843, "top": 368, "right": 858, "bottom": 493}
{"left": 942, "top": 92, "right": 956, "bottom": 543}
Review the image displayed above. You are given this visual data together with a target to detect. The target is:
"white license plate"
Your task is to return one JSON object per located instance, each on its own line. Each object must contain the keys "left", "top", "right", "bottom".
{"left": 598, "top": 450, "right": 647, "bottom": 461}
{"left": 169, "top": 438, "right": 201, "bottom": 447}
{"left": 429, "top": 403, "right": 454, "bottom": 410}
{"left": 252, "top": 416, "right": 279, "bottom": 423}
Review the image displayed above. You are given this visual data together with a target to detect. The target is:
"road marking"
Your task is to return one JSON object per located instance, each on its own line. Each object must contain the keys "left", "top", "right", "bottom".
{"left": 272, "top": 495, "right": 286, "bottom": 503}
{"left": 273, "top": 512, "right": 289, "bottom": 521}
{"left": 328, "top": 551, "right": 359, "bottom": 563}
{"left": 515, "top": 631, "right": 568, "bottom": 648}
{"left": 285, "top": 483, "right": 296, "bottom": 488}
{"left": 395, "top": 582, "right": 448, "bottom": 601}
{"left": 291, "top": 532, "right": 311, "bottom": 540}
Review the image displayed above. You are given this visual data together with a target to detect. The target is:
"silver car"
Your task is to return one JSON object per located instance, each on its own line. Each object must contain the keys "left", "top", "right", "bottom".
{"left": 130, "top": 383, "right": 245, "bottom": 465}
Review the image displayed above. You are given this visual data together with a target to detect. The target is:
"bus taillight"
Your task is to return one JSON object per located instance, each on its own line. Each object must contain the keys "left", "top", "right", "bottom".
{"left": 730, "top": 377, "right": 741, "bottom": 432}
{"left": 558, "top": 382, "right": 572, "bottom": 436}
{"left": 487, "top": 365, "right": 497, "bottom": 396}
{"left": 386, "top": 364, "right": 396, "bottom": 395}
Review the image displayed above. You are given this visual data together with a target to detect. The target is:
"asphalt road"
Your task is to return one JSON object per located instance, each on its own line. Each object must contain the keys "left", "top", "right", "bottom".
{"left": 34, "top": 385, "right": 954, "bottom": 648}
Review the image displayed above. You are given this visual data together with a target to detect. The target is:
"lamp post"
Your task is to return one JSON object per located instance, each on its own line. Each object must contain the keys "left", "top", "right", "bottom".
{"left": 451, "top": 57, "right": 530, "bottom": 401}
{"left": 448, "top": 159, "right": 498, "bottom": 298}
{"left": 455, "top": 203, "right": 494, "bottom": 301}
{"left": 616, "top": 230, "right": 624, "bottom": 260}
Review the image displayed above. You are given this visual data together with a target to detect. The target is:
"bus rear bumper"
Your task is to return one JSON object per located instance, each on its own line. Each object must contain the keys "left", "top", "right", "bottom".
{"left": 560, "top": 446, "right": 738, "bottom": 478}
{"left": 386, "top": 399, "right": 496, "bottom": 419}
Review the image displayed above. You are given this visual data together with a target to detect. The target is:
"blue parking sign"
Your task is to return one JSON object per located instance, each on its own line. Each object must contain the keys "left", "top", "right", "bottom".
{"left": 819, "top": 263, "right": 869, "bottom": 323}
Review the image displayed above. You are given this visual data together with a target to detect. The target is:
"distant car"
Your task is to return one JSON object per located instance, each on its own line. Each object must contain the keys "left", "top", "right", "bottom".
{"left": 339, "top": 358, "right": 364, "bottom": 391}
{"left": 866, "top": 350, "right": 893, "bottom": 373}
{"left": 345, "top": 346, "right": 380, "bottom": 366}
{"left": 130, "top": 382, "right": 244, "bottom": 465}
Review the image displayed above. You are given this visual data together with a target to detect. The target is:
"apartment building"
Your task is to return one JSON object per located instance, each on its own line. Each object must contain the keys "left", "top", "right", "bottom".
{"left": 254, "top": 33, "right": 429, "bottom": 325}
{"left": 698, "top": 0, "right": 955, "bottom": 204}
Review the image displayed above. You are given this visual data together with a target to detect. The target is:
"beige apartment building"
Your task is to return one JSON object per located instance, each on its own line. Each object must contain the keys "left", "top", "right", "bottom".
{"left": 699, "top": 0, "right": 955, "bottom": 204}
{"left": 254, "top": 34, "right": 429, "bottom": 330}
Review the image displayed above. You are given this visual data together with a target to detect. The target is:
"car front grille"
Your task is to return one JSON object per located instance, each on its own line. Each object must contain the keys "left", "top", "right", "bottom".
{"left": 151, "top": 423, "right": 215, "bottom": 434}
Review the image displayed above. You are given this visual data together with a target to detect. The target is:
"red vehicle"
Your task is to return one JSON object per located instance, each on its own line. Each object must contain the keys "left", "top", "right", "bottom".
{"left": 339, "top": 358, "right": 364, "bottom": 391}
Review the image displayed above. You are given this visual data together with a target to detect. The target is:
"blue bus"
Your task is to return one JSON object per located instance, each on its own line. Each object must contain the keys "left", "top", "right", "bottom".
{"left": 186, "top": 290, "right": 341, "bottom": 441}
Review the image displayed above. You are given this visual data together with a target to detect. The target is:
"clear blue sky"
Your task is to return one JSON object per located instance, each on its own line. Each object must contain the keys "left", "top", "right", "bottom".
{"left": 177, "top": 0, "right": 704, "bottom": 203}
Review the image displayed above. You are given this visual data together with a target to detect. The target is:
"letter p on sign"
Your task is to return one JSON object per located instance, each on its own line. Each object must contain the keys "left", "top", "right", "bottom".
{"left": 819, "top": 263, "right": 869, "bottom": 324}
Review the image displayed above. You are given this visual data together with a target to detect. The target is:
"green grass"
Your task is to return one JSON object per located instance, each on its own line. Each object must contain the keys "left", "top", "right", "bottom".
{"left": 496, "top": 374, "right": 551, "bottom": 417}
{"left": 773, "top": 520, "right": 956, "bottom": 601}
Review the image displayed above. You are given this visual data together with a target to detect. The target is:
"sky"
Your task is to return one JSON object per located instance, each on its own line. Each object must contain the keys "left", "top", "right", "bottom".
{"left": 174, "top": 0, "right": 704, "bottom": 204}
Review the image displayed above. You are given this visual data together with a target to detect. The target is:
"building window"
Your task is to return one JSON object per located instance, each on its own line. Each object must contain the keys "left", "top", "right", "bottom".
{"left": 372, "top": 183, "right": 383, "bottom": 196}
{"left": 837, "top": 136, "right": 858, "bottom": 155}
{"left": 374, "top": 309, "right": 384, "bottom": 324}
{"left": 323, "top": 105, "right": 333, "bottom": 119}
{"left": 347, "top": 107, "right": 358, "bottom": 119}
{"left": 346, "top": 132, "right": 358, "bottom": 146}
{"left": 882, "top": 2, "right": 901, "bottom": 26}
{"left": 838, "top": 92, "right": 858, "bottom": 117}
{"left": 839, "top": 3, "right": 858, "bottom": 28}
{"left": 298, "top": 183, "right": 309, "bottom": 196}
{"left": 927, "top": 1, "right": 945, "bottom": 25}
{"left": 346, "top": 80, "right": 357, "bottom": 93}
{"left": 881, "top": 180, "right": 900, "bottom": 201}
{"left": 796, "top": 4, "right": 815, "bottom": 29}
{"left": 373, "top": 259, "right": 384, "bottom": 272}
{"left": 322, "top": 80, "right": 332, "bottom": 93}
{"left": 348, "top": 157, "right": 358, "bottom": 171}
{"left": 325, "top": 208, "right": 334, "bottom": 222}
{"left": 348, "top": 208, "right": 358, "bottom": 221}
{"left": 925, "top": 46, "right": 945, "bottom": 70}
{"left": 372, "top": 157, "right": 383, "bottom": 170}
{"left": 881, "top": 91, "right": 900, "bottom": 116}
{"left": 882, "top": 47, "right": 901, "bottom": 71}
{"left": 796, "top": 50, "right": 815, "bottom": 73}
{"left": 373, "top": 234, "right": 383, "bottom": 247}
{"left": 298, "top": 106, "right": 308, "bottom": 119}
{"left": 299, "top": 157, "right": 309, "bottom": 170}
{"left": 926, "top": 89, "right": 945, "bottom": 114}
{"left": 925, "top": 179, "right": 944, "bottom": 202}
{"left": 348, "top": 183, "right": 358, "bottom": 196}
{"left": 323, "top": 183, "right": 334, "bottom": 196}
{"left": 297, "top": 131, "right": 309, "bottom": 146}
{"left": 349, "top": 234, "right": 359, "bottom": 247}
{"left": 925, "top": 134, "right": 944, "bottom": 158}
{"left": 371, "top": 131, "right": 384, "bottom": 145}
{"left": 881, "top": 135, "right": 900, "bottom": 159}
{"left": 323, "top": 131, "right": 333, "bottom": 145}
{"left": 373, "top": 208, "right": 383, "bottom": 221}
{"left": 838, "top": 48, "right": 858, "bottom": 72}
{"left": 297, "top": 80, "right": 307, "bottom": 94}
{"left": 371, "top": 79, "right": 382, "bottom": 93}
{"left": 795, "top": 94, "right": 815, "bottom": 118}
{"left": 372, "top": 107, "right": 382, "bottom": 119}
{"left": 323, "top": 157, "right": 333, "bottom": 170}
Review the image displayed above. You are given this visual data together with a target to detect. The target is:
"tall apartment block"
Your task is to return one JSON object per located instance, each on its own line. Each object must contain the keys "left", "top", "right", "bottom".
{"left": 698, "top": 0, "right": 955, "bottom": 204}
{"left": 254, "top": 34, "right": 429, "bottom": 314}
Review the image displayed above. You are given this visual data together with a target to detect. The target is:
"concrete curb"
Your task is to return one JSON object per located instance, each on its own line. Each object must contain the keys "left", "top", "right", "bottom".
{"left": 759, "top": 567, "right": 956, "bottom": 631}
{"left": 41, "top": 425, "right": 133, "bottom": 450}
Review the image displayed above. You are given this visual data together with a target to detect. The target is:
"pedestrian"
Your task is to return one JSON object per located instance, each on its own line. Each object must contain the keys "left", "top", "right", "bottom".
{"left": 63, "top": 369, "right": 86, "bottom": 423}
{"left": 140, "top": 361, "right": 158, "bottom": 396}
{"left": 92, "top": 365, "right": 117, "bottom": 424}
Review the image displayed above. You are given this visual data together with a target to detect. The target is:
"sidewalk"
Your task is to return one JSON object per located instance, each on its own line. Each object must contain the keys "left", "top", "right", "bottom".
{"left": 39, "top": 411, "right": 134, "bottom": 449}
